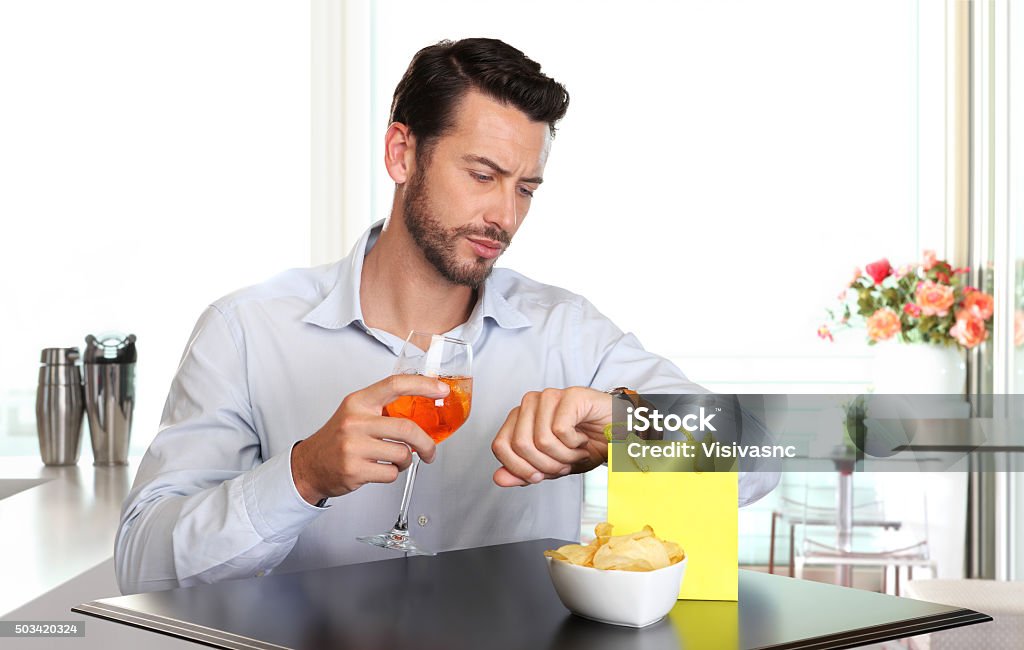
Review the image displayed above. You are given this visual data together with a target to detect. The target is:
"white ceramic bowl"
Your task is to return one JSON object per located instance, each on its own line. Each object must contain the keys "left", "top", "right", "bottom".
{"left": 546, "top": 556, "right": 687, "bottom": 628}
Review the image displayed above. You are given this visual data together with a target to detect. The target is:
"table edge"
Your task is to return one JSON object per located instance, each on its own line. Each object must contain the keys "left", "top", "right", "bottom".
{"left": 754, "top": 607, "right": 992, "bottom": 650}
{"left": 72, "top": 601, "right": 284, "bottom": 650}
{"left": 73, "top": 597, "right": 994, "bottom": 650}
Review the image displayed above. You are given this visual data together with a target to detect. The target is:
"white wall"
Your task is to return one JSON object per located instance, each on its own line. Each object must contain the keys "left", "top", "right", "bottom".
{"left": 0, "top": 1, "right": 311, "bottom": 454}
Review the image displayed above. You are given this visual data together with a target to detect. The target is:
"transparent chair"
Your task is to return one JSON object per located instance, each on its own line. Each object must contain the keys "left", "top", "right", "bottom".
{"left": 792, "top": 472, "right": 935, "bottom": 594}
{"left": 769, "top": 473, "right": 897, "bottom": 577}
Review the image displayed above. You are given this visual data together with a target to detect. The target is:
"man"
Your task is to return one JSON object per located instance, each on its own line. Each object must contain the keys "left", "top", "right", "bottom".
{"left": 115, "top": 38, "right": 776, "bottom": 594}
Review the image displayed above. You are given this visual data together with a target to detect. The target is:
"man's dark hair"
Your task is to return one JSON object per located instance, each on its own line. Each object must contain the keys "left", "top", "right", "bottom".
{"left": 389, "top": 38, "right": 569, "bottom": 162}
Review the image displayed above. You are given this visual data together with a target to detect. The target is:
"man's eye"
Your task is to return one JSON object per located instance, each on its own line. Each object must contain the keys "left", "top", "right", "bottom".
{"left": 518, "top": 186, "right": 534, "bottom": 198}
{"left": 470, "top": 172, "right": 493, "bottom": 182}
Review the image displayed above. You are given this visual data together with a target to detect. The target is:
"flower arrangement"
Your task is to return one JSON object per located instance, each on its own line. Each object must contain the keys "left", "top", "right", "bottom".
{"left": 820, "top": 251, "right": 994, "bottom": 349}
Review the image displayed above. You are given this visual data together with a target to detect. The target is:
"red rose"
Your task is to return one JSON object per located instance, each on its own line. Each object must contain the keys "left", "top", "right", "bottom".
{"left": 865, "top": 258, "right": 893, "bottom": 284}
{"left": 950, "top": 309, "right": 988, "bottom": 349}
{"left": 866, "top": 308, "right": 901, "bottom": 341}
{"left": 903, "top": 303, "right": 922, "bottom": 318}
{"left": 915, "top": 281, "right": 956, "bottom": 316}
{"left": 962, "top": 291, "right": 994, "bottom": 320}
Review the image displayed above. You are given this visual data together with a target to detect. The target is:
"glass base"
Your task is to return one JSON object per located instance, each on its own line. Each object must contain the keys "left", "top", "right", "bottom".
{"left": 356, "top": 528, "right": 436, "bottom": 556}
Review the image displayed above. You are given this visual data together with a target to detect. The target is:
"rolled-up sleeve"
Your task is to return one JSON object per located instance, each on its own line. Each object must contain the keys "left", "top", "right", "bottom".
{"left": 114, "top": 306, "right": 324, "bottom": 594}
{"left": 574, "top": 298, "right": 779, "bottom": 507}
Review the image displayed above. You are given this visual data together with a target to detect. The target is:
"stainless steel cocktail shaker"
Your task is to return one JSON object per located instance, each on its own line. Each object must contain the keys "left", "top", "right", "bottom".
{"left": 36, "top": 347, "right": 86, "bottom": 465}
{"left": 83, "top": 333, "right": 137, "bottom": 466}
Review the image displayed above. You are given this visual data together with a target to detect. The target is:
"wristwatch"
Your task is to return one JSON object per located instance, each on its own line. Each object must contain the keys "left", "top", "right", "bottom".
{"left": 606, "top": 386, "right": 642, "bottom": 408}
{"left": 606, "top": 386, "right": 662, "bottom": 441}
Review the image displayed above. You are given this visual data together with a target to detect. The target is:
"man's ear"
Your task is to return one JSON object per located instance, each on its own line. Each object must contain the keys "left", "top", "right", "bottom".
{"left": 384, "top": 122, "right": 417, "bottom": 184}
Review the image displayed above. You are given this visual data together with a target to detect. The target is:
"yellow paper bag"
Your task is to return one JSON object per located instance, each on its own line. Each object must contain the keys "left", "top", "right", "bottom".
{"left": 607, "top": 452, "right": 738, "bottom": 601}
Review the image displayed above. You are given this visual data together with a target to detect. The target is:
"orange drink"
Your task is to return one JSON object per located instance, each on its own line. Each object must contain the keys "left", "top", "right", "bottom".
{"left": 384, "top": 375, "right": 472, "bottom": 443}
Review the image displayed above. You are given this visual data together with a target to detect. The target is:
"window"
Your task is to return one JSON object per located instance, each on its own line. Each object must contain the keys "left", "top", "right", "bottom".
{"left": 346, "top": 0, "right": 947, "bottom": 567}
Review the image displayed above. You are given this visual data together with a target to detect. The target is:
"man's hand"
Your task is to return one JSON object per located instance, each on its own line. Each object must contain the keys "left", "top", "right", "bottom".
{"left": 291, "top": 375, "right": 450, "bottom": 505}
{"left": 492, "top": 387, "right": 612, "bottom": 487}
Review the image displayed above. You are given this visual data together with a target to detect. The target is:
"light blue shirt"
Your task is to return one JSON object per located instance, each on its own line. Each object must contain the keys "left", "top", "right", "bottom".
{"left": 115, "top": 222, "right": 777, "bottom": 594}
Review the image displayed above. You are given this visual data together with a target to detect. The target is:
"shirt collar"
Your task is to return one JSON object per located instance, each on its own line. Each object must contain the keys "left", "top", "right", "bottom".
{"left": 302, "top": 220, "right": 532, "bottom": 335}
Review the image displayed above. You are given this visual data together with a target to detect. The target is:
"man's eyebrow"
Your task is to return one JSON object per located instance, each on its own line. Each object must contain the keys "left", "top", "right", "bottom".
{"left": 462, "top": 154, "right": 544, "bottom": 185}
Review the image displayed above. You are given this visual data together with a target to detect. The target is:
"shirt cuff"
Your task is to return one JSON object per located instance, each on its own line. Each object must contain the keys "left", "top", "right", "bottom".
{"left": 241, "top": 450, "right": 325, "bottom": 543}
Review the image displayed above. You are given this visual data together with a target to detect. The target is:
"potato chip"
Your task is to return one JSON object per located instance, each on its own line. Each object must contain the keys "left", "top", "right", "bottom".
{"left": 594, "top": 536, "right": 670, "bottom": 571}
{"left": 545, "top": 522, "right": 685, "bottom": 571}
{"left": 552, "top": 543, "right": 598, "bottom": 567}
{"left": 661, "top": 539, "right": 685, "bottom": 564}
{"left": 594, "top": 522, "right": 614, "bottom": 539}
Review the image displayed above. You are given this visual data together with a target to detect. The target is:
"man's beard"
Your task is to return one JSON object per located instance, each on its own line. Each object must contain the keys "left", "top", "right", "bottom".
{"left": 402, "top": 168, "right": 512, "bottom": 289}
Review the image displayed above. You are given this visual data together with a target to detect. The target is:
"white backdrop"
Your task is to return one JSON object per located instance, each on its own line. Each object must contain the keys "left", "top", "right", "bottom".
{"left": 0, "top": 1, "right": 311, "bottom": 455}
{"left": 0, "top": 0, "right": 971, "bottom": 578}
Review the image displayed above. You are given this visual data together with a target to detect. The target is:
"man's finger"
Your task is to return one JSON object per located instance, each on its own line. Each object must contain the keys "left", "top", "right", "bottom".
{"left": 493, "top": 466, "right": 528, "bottom": 487}
{"left": 360, "top": 459, "right": 401, "bottom": 485}
{"left": 533, "top": 390, "right": 591, "bottom": 464}
{"left": 550, "top": 389, "right": 596, "bottom": 450}
{"left": 359, "top": 414, "right": 437, "bottom": 462}
{"left": 367, "top": 438, "right": 414, "bottom": 470}
{"left": 509, "top": 397, "right": 567, "bottom": 476}
{"left": 356, "top": 374, "right": 450, "bottom": 410}
{"left": 492, "top": 407, "right": 547, "bottom": 484}
{"left": 493, "top": 466, "right": 566, "bottom": 487}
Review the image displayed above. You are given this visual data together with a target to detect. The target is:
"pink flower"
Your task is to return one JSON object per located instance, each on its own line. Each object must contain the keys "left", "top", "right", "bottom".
{"left": 950, "top": 309, "right": 988, "bottom": 349}
{"left": 915, "top": 281, "right": 956, "bottom": 317}
{"left": 850, "top": 267, "right": 863, "bottom": 286}
{"left": 866, "top": 308, "right": 901, "bottom": 342}
{"left": 903, "top": 303, "right": 922, "bottom": 318}
{"left": 865, "top": 259, "right": 893, "bottom": 284}
{"left": 817, "top": 325, "right": 834, "bottom": 342}
{"left": 922, "top": 250, "right": 938, "bottom": 270}
{"left": 837, "top": 289, "right": 847, "bottom": 301}
{"left": 1015, "top": 311, "right": 1024, "bottom": 347}
{"left": 961, "top": 291, "right": 994, "bottom": 320}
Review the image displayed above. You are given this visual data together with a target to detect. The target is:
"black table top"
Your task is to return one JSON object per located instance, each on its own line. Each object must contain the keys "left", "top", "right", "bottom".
{"left": 74, "top": 539, "right": 990, "bottom": 650}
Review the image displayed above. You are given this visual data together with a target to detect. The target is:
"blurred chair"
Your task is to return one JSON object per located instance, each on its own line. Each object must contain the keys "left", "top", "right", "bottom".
{"left": 905, "top": 580, "right": 1023, "bottom": 650}
{"left": 779, "top": 474, "right": 936, "bottom": 593}
{"left": 768, "top": 495, "right": 902, "bottom": 578}
{"left": 769, "top": 473, "right": 895, "bottom": 577}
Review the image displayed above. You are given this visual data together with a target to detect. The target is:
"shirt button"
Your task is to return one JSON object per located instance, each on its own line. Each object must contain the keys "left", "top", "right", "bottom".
{"left": 418, "top": 515, "right": 429, "bottom": 527}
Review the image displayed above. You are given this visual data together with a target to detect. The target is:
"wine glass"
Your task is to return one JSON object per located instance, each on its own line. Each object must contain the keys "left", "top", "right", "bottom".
{"left": 356, "top": 331, "right": 473, "bottom": 556}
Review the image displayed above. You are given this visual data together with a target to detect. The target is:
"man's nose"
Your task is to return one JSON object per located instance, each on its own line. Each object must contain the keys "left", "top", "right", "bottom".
{"left": 484, "top": 184, "right": 519, "bottom": 232}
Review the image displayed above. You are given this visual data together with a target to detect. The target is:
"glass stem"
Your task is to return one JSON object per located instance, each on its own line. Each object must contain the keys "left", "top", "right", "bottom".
{"left": 393, "top": 452, "right": 421, "bottom": 532}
